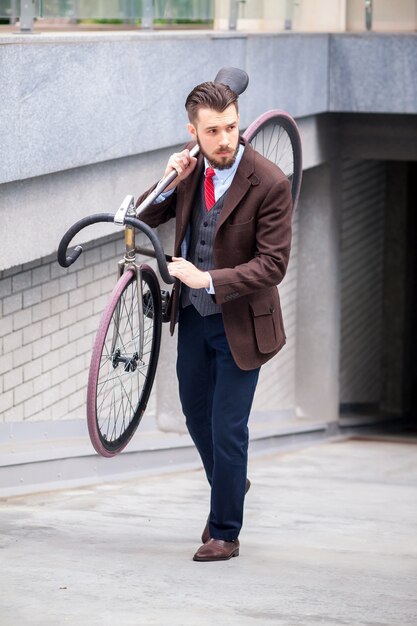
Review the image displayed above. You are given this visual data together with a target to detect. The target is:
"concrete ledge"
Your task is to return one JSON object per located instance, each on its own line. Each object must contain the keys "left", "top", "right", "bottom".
{"left": 2, "top": 31, "right": 415, "bottom": 186}
{"left": 329, "top": 33, "right": 417, "bottom": 114}
{"left": 0, "top": 30, "right": 328, "bottom": 185}
{"left": 0, "top": 412, "right": 328, "bottom": 497}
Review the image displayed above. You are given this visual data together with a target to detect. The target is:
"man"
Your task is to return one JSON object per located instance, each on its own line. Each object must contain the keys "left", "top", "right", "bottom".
{"left": 137, "top": 81, "right": 292, "bottom": 561}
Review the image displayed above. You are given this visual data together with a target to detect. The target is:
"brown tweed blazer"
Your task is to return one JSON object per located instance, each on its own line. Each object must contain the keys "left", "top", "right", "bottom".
{"left": 137, "top": 139, "right": 293, "bottom": 371}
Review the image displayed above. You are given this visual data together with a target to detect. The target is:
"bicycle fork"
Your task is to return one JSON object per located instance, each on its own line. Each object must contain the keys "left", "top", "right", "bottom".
{"left": 111, "top": 198, "right": 145, "bottom": 370}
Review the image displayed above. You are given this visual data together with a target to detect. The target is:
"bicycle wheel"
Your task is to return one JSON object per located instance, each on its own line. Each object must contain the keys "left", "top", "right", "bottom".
{"left": 87, "top": 265, "right": 162, "bottom": 457}
{"left": 243, "top": 110, "right": 302, "bottom": 210}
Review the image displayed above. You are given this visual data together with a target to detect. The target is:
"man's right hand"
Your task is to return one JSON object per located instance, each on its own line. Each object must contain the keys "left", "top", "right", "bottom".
{"left": 164, "top": 149, "right": 198, "bottom": 191}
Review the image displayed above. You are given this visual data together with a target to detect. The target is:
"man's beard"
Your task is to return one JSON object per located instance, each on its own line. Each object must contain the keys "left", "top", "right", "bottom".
{"left": 197, "top": 137, "right": 239, "bottom": 170}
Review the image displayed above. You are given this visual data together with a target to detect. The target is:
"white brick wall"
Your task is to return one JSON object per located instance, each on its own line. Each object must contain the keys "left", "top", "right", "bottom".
{"left": 0, "top": 231, "right": 151, "bottom": 424}
{"left": 0, "top": 219, "right": 295, "bottom": 432}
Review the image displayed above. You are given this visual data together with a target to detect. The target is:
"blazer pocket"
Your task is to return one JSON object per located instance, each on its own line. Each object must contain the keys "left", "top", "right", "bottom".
{"left": 250, "top": 301, "right": 278, "bottom": 354}
{"left": 227, "top": 216, "right": 255, "bottom": 228}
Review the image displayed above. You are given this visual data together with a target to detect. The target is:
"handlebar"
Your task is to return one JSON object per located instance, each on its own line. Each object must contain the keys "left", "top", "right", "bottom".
{"left": 57, "top": 213, "right": 175, "bottom": 285}
{"left": 57, "top": 213, "right": 113, "bottom": 268}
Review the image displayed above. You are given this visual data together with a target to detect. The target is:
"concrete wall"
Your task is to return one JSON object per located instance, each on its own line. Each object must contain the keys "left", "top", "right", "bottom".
{"left": 295, "top": 163, "right": 341, "bottom": 424}
{"left": 2, "top": 32, "right": 416, "bottom": 270}
{"left": 0, "top": 31, "right": 330, "bottom": 187}
{"left": 329, "top": 35, "right": 417, "bottom": 113}
{"left": 1, "top": 30, "right": 417, "bottom": 493}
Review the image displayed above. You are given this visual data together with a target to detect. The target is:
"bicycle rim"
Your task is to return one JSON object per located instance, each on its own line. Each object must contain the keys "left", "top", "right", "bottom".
{"left": 87, "top": 266, "right": 162, "bottom": 457}
{"left": 243, "top": 110, "right": 302, "bottom": 210}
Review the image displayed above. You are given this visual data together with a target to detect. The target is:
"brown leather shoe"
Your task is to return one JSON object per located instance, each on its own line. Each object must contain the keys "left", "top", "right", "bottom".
{"left": 193, "top": 538, "right": 240, "bottom": 562}
{"left": 201, "top": 478, "right": 251, "bottom": 544}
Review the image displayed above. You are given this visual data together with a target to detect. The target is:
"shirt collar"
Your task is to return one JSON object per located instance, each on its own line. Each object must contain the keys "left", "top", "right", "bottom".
{"left": 203, "top": 143, "right": 244, "bottom": 181}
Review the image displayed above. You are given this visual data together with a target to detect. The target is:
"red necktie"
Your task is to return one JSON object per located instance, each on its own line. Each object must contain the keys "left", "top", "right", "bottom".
{"left": 204, "top": 168, "right": 216, "bottom": 211}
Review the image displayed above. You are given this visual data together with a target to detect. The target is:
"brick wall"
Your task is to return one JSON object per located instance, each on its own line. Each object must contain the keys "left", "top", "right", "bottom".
{"left": 0, "top": 231, "right": 158, "bottom": 424}
{"left": 0, "top": 219, "right": 297, "bottom": 429}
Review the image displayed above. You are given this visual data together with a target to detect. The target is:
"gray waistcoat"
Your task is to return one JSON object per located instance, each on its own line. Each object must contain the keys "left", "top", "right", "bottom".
{"left": 181, "top": 182, "right": 226, "bottom": 316}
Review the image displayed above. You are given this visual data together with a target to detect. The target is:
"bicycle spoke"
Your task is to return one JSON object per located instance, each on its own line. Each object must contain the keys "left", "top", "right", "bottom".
{"left": 251, "top": 122, "right": 295, "bottom": 179}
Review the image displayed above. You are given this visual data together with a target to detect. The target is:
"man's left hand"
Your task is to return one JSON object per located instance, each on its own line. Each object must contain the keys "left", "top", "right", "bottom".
{"left": 168, "top": 257, "right": 210, "bottom": 289}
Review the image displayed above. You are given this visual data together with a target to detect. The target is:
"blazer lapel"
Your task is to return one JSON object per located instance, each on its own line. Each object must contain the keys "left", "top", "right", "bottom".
{"left": 215, "top": 141, "right": 256, "bottom": 233}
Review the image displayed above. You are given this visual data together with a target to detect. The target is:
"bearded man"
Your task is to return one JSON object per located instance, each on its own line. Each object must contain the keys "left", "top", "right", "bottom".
{"left": 137, "top": 81, "right": 292, "bottom": 561}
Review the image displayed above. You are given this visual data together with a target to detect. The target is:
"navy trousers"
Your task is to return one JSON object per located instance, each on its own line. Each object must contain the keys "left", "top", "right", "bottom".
{"left": 177, "top": 305, "right": 260, "bottom": 541}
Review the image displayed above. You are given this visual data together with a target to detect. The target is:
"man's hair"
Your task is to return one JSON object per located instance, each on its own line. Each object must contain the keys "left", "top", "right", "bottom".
{"left": 185, "top": 81, "right": 239, "bottom": 123}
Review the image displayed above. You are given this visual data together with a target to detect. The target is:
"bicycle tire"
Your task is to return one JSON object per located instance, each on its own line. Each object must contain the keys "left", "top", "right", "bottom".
{"left": 243, "top": 110, "right": 302, "bottom": 210}
{"left": 87, "top": 265, "right": 162, "bottom": 457}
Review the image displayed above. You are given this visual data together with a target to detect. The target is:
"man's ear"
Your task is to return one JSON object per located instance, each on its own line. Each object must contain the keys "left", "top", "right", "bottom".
{"left": 187, "top": 123, "right": 197, "bottom": 140}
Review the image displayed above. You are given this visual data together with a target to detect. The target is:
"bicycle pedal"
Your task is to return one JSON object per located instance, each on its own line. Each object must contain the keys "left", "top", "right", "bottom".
{"left": 160, "top": 290, "right": 171, "bottom": 323}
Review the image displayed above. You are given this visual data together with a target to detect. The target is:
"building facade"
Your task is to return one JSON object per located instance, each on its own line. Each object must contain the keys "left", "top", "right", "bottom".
{"left": 1, "top": 18, "right": 416, "bottom": 494}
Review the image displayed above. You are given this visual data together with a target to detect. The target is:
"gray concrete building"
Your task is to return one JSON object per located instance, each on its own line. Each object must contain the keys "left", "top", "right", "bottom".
{"left": 1, "top": 18, "right": 417, "bottom": 495}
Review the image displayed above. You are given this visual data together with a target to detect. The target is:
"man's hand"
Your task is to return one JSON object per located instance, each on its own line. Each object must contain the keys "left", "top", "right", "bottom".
{"left": 168, "top": 257, "right": 211, "bottom": 289}
{"left": 164, "top": 149, "right": 197, "bottom": 191}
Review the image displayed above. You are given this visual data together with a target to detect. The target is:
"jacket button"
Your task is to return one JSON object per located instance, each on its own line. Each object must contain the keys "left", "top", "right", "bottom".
{"left": 200, "top": 240, "right": 206, "bottom": 245}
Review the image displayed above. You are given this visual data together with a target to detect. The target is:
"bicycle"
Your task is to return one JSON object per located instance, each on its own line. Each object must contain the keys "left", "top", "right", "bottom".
{"left": 57, "top": 68, "right": 302, "bottom": 458}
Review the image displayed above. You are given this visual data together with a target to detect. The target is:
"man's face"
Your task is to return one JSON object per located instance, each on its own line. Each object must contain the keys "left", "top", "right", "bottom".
{"left": 187, "top": 104, "right": 240, "bottom": 170}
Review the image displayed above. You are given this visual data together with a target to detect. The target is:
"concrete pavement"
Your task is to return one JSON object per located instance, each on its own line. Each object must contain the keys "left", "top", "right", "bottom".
{"left": 1, "top": 436, "right": 417, "bottom": 626}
